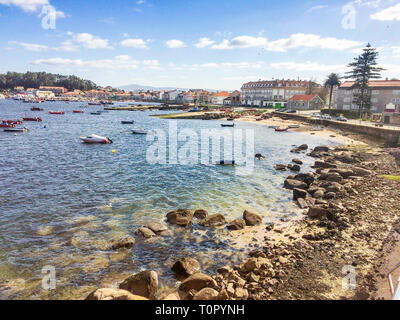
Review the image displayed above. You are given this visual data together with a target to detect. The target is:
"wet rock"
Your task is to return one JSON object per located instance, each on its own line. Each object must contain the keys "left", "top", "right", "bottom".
{"left": 200, "top": 214, "right": 226, "bottom": 227}
{"left": 179, "top": 273, "right": 215, "bottom": 292}
{"left": 86, "top": 288, "right": 148, "bottom": 300}
{"left": 313, "top": 145, "right": 330, "bottom": 153}
{"left": 297, "top": 198, "right": 309, "bottom": 209}
{"left": 324, "top": 192, "right": 336, "bottom": 200}
{"left": 144, "top": 222, "right": 168, "bottom": 234}
{"left": 135, "top": 227, "right": 156, "bottom": 239}
{"left": 194, "top": 209, "right": 208, "bottom": 220}
{"left": 313, "top": 161, "right": 337, "bottom": 169}
{"left": 227, "top": 219, "right": 246, "bottom": 230}
{"left": 288, "top": 164, "right": 301, "bottom": 172}
{"left": 110, "top": 236, "right": 136, "bottom": 250}
{"left": 313, "top": 189, "right": 325, "bottom": 199}
{"left": 172, "top": 257, "right": 201, "bottom": 277}
{"left": 294, "top": 173, "right": 315, "bottom": 186}
{"left": 217, "top": 266, "right": 232, "bottom": 275}
{"left": 193, "top": 288, "right": 218, "bottom": 300}
{"left": 243, "top": 210, "right": 262, "bottom": 226}
{"left": 308, "top": 207, "right": 329, "bottom": 219}
{"left": 298, "top": 144, "right": 309, "bottom": 150}
{"left": 119, "top": 270, "right": 158, "bottom": 299}
{"left": 293, "top": 188, "right": 307, "bottom": 200}
{"left": 275, "top": 164, "right": 287, "bottom": 171}
{"left": 292, "top": 159, "right": 303, "bottom": 165}
{"left": 326, "top": 173, "right": 343, "bottom": 183}
{"left": 255, "top": 154, "right": 265, "bottom": 160}
{"left": 330, "top": 168, "right": 354, "bottom": 179}
{"left": 37, "top": 226, "right": 54, "bottom": 236}
{"left": 166, "top": 209, "right": 194, "bottom": 227}
{"left": 284, "top": 179, "right": 307, "bottom": 190}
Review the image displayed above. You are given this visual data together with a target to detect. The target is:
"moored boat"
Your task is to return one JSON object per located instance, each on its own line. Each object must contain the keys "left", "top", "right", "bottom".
{"left": 121, "top": 121, "right": 135, "bottom": 124}
{"left": 80, "top": 134, "right": 113, "bottom": 144}
{"left": 0, "top": 123, "right": 15, "bottom": 128}
{"left": 221, "top": 123, "right": 235, "bottom": 127}
{"left": 49, "top": 111, "right": 65, "bottom": 115}
{"left": 132, "top": 129, "right": 148, "bottom": 135}
{"left": 73, "top": 110, "right": 84, "bottom": 114}
{"left": 22, "top": 117, "right": 42, "bottom": 122}
{"left": 2, "top": 120, "right": 22, "bottom": 125}
{"left": 90, "top": 112, "right": 102, "bottom": 115}
{"left": 275, "top": 127, "right": 289, "bottom": 132}
{"left": 4, "top": 127, "right": 28, "bottom": 133}
{"left": 31, "top": 107, "right": 44, "bottom": 111}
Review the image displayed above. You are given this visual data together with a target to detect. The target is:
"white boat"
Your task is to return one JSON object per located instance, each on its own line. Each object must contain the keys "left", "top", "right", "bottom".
{"left": 80, "top": 134, "right": 113, "bottom": 144}
{"left": 132, "top": 129, "right": 148, "bottom": 135}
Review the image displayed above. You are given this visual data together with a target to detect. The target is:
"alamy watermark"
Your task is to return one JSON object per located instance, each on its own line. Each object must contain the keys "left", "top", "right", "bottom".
{"left": 342, "top": 3, "right": 357, "bottom": 30}
{"left": 342, "top": 265, "right": 357, "bottom": 290}
{"left": 39, "top": 5, "right": 58, "bottom": 30}
{"left": 41, "top": 265, "right": 56, "bottom": 290}
{"left": 145, "top": 121, "right": 255, "bottom": 176}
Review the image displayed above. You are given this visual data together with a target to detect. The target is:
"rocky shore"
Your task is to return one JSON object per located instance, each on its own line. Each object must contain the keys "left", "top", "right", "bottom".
{"left": 86, "top": 141, "right": 400, "bottom": 300}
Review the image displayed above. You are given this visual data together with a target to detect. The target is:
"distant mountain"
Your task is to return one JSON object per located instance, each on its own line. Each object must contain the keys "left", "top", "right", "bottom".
{"left": 119, "top": 84, "right": 219, "bottom": 92}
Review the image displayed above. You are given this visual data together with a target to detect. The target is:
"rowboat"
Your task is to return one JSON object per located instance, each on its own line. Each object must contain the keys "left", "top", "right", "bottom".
{"left": 217, "top": 160, "right": 235, "bottom": 166}
{"left": 221, "top": 123, "right": 235, "bottom": 127}
{"left": 73, "top": 110, "right": 84, "bottom": 114}
{"left": 90, "top": 112, "right": 102, "bottom": 115}
{"left": 0, "top": 123, "right": 15, "bottom": 128}
{"left": 275, "top": 127, "right": 289, "bottom": 132}
{"left": 23, "top": 117, "right": 42, "bottom": 122}
{"left": 80, "top": 134, "right": 113, "bottom": 144}
{"left": 49, "top": 111, "right": 65, "bottom": 115}
{"left": 2, "top": 120, "right": 22, "bottom": 125}
{"left": 88, "top": 102, "right": 101, "bottom": 106}
{"left": 31, "top": 107, "right": 44, "bottom": 111}
{"left": 121, "top": 121, "right": 135, "bottom": 124}
{"left": 132, "top": 129, "right": 148, "bottom": 135}
{"left": 4, "top": 127, "right": 28, "bottom": 132}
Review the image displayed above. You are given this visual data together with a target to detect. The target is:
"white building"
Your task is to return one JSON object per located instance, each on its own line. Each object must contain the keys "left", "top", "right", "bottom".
{"left": 211, "top": 92, "right": 230, "bottom": 105}
{"left": 0, "top": 93, "right": 5, "bottom": 99}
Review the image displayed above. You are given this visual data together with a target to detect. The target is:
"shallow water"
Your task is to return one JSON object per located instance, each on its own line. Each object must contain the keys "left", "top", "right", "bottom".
{"left": 0, "top": 99, "right": 339, "bottom": 299}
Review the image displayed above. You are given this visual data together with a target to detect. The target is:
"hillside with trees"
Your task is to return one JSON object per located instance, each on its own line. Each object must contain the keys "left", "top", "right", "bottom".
{"left": 0, "top": 71, "right": 97, "bottom": 91}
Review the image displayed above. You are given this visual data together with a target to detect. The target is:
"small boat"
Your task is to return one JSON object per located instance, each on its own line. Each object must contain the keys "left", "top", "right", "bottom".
{"left": 4, "top": 127, "right": 28, "bottom": 132}
{"left": 227, "top": 118, "right": 235, "bottom": 121}
{"left": 288, "top": 125, "right": 300, "bottom": 129}
{"left": 23, "top": 117, "right": 42, "bottom": 122}
{"left": 80, "top": 134, "right": 113, "bottom": 144}
{"left": 217, "top": 160, "right": 235, "bottom": 166}
{"left": 88, "top": 102, "right": 101, "bottom": 106}
{"left": 132, "top": 129, "right": 148, "bottom": 135}
{"left": 0, "top": 123, "right": 15, "bottom": 128}
{"left": 31, "top": 107, "right": 44, "bottom": 111}
{"left": 221, "top": 123, "right": 235, "bottom": 127}
{"left": 122, "top": 121, "right": 135, "bottom": 124}
{"left": 90, "top": 112, "right": 102, "bottom": 115}
{"left": 73, "top": 110, "right": 84, "bottom": 114}
{"left": 49, "top": 111, "right": 65, "bottom": 115}
{"left": 2, "top": 120, "right": 22, "bottom": 125}
{"left": 275, "top": 127, "right": 289, "bottom": 132}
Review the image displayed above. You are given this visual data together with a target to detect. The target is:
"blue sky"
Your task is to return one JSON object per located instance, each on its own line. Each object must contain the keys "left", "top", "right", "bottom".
{"left": 1, "top": 0, "right": 400, "bottom": 90}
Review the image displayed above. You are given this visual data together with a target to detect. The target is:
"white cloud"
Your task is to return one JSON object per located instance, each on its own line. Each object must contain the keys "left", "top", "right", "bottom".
{"left": 194, "top": 37, "right": 215, "bottom": 48}
{"left": 270, "top": 61, "right": 348, "bottom": 72}
{"left": 308, "top": 5, "right": 328, "bottom": 12}
{"left": 392, "top": 46, "right": 400, "bottom": 58}
{"left": 9, "top": 41, "right": 48, "bottom": 51}
{"left": 371, "top": 3, "right": 400, "bottom": 21}
{"left": 55, "top": 32, "right": 111, "bottom": 50}
{"left": 166, "top": 39, "right": 186, "bottom": 48}
{"left": 212, "top": 36, "right": 268, "bottom": 49}
{"left": 32, "top": 55, "right": 159, "bottom": 70}
{"left": 169, "top": 61, "right": 264, "bottom": 71}
{"left": 121, "top": 38, "right": 148, "bottom": 49}
{"left": 0, "top": 0, "right": 49, "bottom": 12}
{"left": 211, "top": 33, "right": 361, "bottom": 51}
{"left": 136, "top": 0, "right": 146, "bottom": 4}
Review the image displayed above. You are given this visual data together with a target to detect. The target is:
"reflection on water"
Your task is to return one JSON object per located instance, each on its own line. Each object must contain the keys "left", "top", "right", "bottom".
{"left": 0, "top": 100, "right": 337, "bottom": 299}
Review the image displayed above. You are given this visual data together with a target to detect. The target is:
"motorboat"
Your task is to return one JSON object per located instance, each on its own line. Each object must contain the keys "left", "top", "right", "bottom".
{"left": 80, "top": 134, "right": 113, "bottom": 144}
{"left": 22, "top": 117, "right": 42, "bottom": 122}
{"left": 132, "top": 129, "right": 148, "bottom": 135}
{"left": 4, "top": 127, "right": 28, "bottom": 132}
{"left": 49, "top": 111, "right": 65, "bottom": 115}
{"left": 73, "top": 110, "right": 84, "bottom": 114}
{"left": 121, "top": 121, "right": 135, "bottom": 124}
{"left": 2, "top": 120, "right": 22, "bottom": 125}
{"left": 0, "top": 123, "right": 15, "bottom": 128}
{"left": 88, "top": 102, "right": 101, "bottom": 106}
{"left": 221, "top": 123, "right": 235, "bottom": 128}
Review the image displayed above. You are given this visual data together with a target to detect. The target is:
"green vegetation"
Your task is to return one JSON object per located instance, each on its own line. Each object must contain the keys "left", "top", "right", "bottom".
{"left": 324, "top": 73, "right": 341, "bottom": 116}
{"left": 0, "top": 71, "right": 97, "bottom": 91}
{"left": 381, "top": 175, "right": 400, "bottom": 181}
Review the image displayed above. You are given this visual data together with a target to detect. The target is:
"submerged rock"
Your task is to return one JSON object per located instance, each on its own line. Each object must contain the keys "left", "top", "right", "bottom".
{"left": 110, "top": 236, "right": 136, "bottom": 250}
{"left": 135, "top": 227, "right": 156, "bottom": 239}
{"left": 194, "top": 209, "right": 208, "bottom": 220}
{"left": 275, "top": 164, "right": 287, "bottom": 171}
{"left": 166, "top": 209, "right": 194, "bottom": 227}
{"left": 284, "top": 179, "right": 307, "bottom": 190}
{"left": 119, "top": 270, "right": 158, "bottom": 299}
{"left": 227, "top": 219, "right": 246, "bottom": 230}
{"left": 144, "top": 222, "right": 168, "bottom": 234}
{"left": 172, "top": 257, "right": 201, "bottom": 278}
{"left": 86, "top": 288, "right": 148, "bottom": 300}
{"left": 243, "top": 210, "right": 262, "bottom": 226}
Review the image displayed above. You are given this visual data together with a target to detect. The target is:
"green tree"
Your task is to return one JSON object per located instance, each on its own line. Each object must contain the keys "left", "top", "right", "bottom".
{"left": 345, "top": 43, "right": 384, "bottom": 118}
{"left": 324, "top": 73, "right": 341, "bottom": 115}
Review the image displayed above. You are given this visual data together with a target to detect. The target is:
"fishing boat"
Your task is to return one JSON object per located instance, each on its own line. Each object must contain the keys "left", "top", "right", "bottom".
{"left": 49, "top": 111, "right": 65, "bottom": 115}
{"left": 23, "top": 117, "right": 42, "bottom": 122}
{"left": 121, "top": 121, "right": 135, "bottom": 124}
{"left": 0, "top": 123, "right": 15, "bottom": 128}
{"left": 221, "top": 123, "right": 235, "bottom": 127}
{"left": 2, "top": 120, "right": 22, "bottom": 125}
{"left": 31, "top": 107, "right": 44, "bottom": 111}
{"left": 132, "top": 129, "right": 148, "bottom": 135}
{"left": 275, "top": 127, "right": 289, "bottom": 132}
{"left": 73, "top": 110, "right": 84, "bottom": 114}
{"left": 80, "top": 134, "right": 113, "bottom": 144}
{"left": 4, "top": 127, "right": 28, "bottom": 133}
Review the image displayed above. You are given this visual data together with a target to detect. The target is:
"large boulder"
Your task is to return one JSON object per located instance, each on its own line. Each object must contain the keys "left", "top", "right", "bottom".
{"left": 193, "top": 288, "right": 219, "bottom": 300}
{"left": 172, "top": 257, "right": 201, "bottom": 277}
{"left": 119, "top": 270, "right": 158, "bottom": 299}
{"left": 86, "top": 288, "right": 148, "bottom": 300}
{"left": 194, "top": 209, "right": 208, "bottom": 220}
{"left": 200, "top": 214, "right": 226, "bottom": 227}
{"left": 110, "top": 236, "right": 135, "bottom": 250}
{"left": 293, "top": 188, "right": 307, "bottom": 200}
{"left": 179, "top": 273, "right": 215, "bottom": 292}
{"left": 166, "top": 209, "right": 194, "bottom": 227}
{"left": 284, "top": 179, "right": 307, "bottom": 190}
{"left": 243, "top": 210, "right": 262, "bottom": 226}
{"left": 227, "top": 219, "right": 246, "bottom": 230}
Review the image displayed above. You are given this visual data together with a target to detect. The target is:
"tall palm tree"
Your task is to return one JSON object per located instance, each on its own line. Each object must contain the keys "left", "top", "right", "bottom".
{"left": 324, "top": 73, "right": 341, "bottom": 115}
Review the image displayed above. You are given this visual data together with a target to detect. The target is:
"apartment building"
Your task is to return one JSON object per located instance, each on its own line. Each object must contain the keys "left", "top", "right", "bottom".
{"left": 241, "top": 79, "right": 319, "bottom": 107}
{"left": 334, "top": 80, "right": 400, "bottom": 113}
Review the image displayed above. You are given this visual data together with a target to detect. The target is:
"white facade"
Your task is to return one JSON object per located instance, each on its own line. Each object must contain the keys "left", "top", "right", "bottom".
{"left": 0, "top": 93, "right": 5, "bottom": 99}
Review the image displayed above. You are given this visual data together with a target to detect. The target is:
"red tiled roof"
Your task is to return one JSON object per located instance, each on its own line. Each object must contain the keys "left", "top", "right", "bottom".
{"left": 288, "top": 94, "right": 317, "bottom": 102}
{"left": 340, "top": 80, "right": 400, "bottom": 88}
{"left": 213, "top": 91, "right": 230, "bottom": 97}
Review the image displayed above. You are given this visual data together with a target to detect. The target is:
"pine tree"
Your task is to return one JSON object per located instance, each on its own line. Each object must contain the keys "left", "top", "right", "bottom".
{"left": 345, "top": 43, "right": 384, "bottom": 118}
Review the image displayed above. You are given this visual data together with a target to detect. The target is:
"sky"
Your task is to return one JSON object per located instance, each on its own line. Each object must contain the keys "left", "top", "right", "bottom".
{"left": 0, "top": 0, "right": 400, "bottom": 90}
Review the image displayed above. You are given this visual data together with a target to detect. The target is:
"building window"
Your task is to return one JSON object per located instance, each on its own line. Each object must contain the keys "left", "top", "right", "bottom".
{"left": 372, "top": 90, "right": 379, "bottom": 95}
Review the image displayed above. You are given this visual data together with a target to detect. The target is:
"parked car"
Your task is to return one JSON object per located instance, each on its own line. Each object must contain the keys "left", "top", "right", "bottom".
{"left": 322, "top": 114, "right": 332, "bottom": 120}
{"left": 311, "top": 112, "right": 322, "bottom": 118}
{"left": 337, "top": 115, "right": 348, "bottom": 122}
